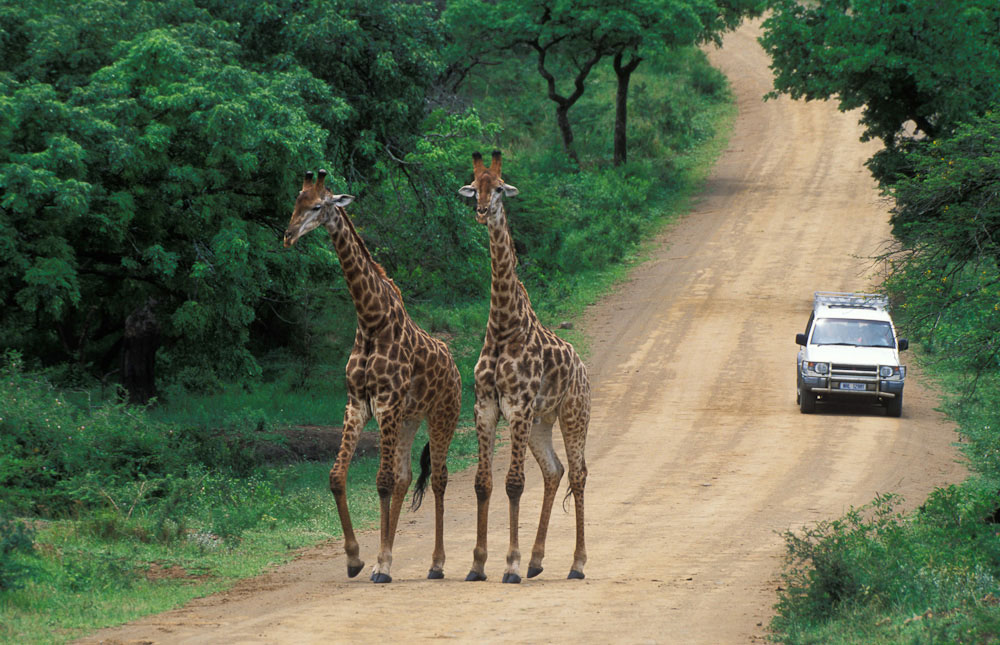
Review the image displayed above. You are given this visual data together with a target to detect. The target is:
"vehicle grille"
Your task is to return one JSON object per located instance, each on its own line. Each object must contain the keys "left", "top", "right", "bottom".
{"left": 829, "top": 363, "right": 878, "bottom": 391}
{"left": 831, "top": 363, "right": 877, "bottom": 378}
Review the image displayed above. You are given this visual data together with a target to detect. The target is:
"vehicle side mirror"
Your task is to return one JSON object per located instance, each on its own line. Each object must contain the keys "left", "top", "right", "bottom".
{"left": 898, "top": 338, "right": 909, "bottom": 351}
{"left": 795, "top": 333, "right": 807, "bottom": 346}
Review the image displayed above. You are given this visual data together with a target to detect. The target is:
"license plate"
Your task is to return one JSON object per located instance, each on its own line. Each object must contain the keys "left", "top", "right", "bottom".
{"left": 839, "top": 382, "right": 867, "bottom": 391}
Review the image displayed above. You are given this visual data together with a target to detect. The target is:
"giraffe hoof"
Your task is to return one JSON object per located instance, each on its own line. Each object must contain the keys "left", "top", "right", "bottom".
{"left": 568, "top": 570, "right": 585, "bottom": 580}
{"left": 501, "top": 572, "right": 522, "bottom": 584}
{"left": 347, "top": 563, "right": 364, "bottom": 578}
{"left": 427, "top": 569, "right": 444, "bottom": 580}
{"left": 371, "top": 573, "right": 392, "bottom": 584}
{"left": 465, "top": 570, "right": 487, "bottom": 582}
{"left": 527, "top": 566, "right": 543, "bottom": 578}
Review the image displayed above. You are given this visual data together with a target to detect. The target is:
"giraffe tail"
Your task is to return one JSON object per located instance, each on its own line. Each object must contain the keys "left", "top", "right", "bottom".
{"left": 410, "top": 441, "right": 432, "bottom": 512}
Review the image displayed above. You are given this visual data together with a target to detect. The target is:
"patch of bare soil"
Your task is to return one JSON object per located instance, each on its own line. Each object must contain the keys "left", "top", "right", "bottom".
{"left": 79, "top": 20, "right": 964, "bottom": 645}
{"left": 255, "top": 426, "right": 377, "bottom": 463}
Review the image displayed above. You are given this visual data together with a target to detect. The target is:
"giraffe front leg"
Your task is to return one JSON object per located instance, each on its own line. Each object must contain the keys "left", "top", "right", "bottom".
{"left": 502, "top": 412, "right": 532, "bottom": 584}
{"left": 330, "top": 397, "right": 370, "bottom": 578}
{"left": 466, "top": 389, "right": 498, "bottom": 582}
{"left": 380, "top": 418, "right": 420, "bottom": 582}
{"left": 427, "top": 405, "right": 458, "bottom": 579}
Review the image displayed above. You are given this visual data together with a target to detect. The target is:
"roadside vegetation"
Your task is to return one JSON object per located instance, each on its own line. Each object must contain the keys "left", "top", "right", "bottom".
{"left": 762, "top": 1, "right": 1000, "bottom": 641}
{"left": 0, "top": 0, "right": 759, "bottom": 641}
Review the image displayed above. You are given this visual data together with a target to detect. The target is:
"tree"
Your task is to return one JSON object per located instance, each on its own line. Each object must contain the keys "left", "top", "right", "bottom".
{"left": 881, "top": 107, "right": 1000, "bottom": 379}
{"left": 603, "top": 0, "right": 764, "bottom": 165}
{"left": 0, "top": 2, "right": 341, "bottom": 387}
{"left": 760, "top": 0, "right": 1000, "bottom": 185}
{"left": 445, "top": 0, "right": 624, "bottom": 164}
{"left": 0, "top": 0, "right": 488, "bottom": 391}
{"left": 201, "top": 0, "right": 447, "bottom": 182}
{"left": 445, "top": 0, "right": 764, "bottom": 165}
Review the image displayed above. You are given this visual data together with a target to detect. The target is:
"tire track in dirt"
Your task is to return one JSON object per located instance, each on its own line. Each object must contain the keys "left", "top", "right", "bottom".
{"left": 81, "top": 19, "right": 964, "bottom": 645}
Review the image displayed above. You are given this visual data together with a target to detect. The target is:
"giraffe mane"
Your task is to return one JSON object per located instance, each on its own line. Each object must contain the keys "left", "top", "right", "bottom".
{"left": 336, "top": 205, "right": 404, "bottom": 302}
{"left": 517, "top": 279, "right": 531, "bottom": 306}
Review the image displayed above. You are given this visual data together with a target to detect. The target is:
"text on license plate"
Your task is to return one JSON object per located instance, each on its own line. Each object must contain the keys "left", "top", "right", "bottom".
{"left": 839, "top": 382, "right": 867, "bottom": 391}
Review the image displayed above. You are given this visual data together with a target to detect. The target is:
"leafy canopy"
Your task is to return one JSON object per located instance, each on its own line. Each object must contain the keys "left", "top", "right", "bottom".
{"left": 760, "top": 0, "right": 1000, "bottom": 185}
{"left": 0, "top": 0, "right": 450, "bottom": 388}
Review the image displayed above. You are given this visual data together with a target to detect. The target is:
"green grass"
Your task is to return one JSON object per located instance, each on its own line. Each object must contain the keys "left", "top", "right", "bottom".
{"left": 2, "top": 456, "right": 414, "bottom": 644}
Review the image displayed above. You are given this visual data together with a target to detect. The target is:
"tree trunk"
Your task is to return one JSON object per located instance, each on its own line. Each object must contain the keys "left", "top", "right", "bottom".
{"left": 613, "top": 52, "right": 642, "bottom": 167}
{"left": 122, "top": 298, "right": 160, "bottom": 406}
{"left": 533, "top": 41, "right": 604, "bottom": 167}
{"left": 556, "top": 104, "right": 580, "bottom": 165}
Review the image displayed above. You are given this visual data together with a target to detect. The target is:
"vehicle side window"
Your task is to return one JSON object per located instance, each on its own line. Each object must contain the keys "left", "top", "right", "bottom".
{"left": 804, "top": 312, "right": 814, "bottom": 338}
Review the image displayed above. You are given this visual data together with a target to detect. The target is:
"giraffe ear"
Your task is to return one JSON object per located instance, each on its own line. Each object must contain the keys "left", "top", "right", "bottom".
{"left": 501, "top": 183, "right": 519, "bottom": 197}
{"left": 458, "top": 185, "right": 476, "bottom": 198}
{"left": 328, "top": 194, "right": 354, "bottom": 208}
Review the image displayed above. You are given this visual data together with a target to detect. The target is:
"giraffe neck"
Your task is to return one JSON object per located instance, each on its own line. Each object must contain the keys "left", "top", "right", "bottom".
{"left": 486, "top": 205, "right": 533, "bottom": 336}
{"left": 325, "top": 206, "right": 399, "bottom": 331}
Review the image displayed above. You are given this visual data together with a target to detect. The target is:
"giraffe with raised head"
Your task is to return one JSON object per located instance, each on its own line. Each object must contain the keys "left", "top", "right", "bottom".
{"left": 458, "top": 151, "right": 591, "bottom": 583}
{"left": 284, "top": 169, "right": 461, "bottom": 583}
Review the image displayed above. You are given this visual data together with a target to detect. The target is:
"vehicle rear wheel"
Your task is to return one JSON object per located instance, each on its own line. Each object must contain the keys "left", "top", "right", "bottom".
{"left": 885, "top": 394, "right": 902, "bottom": 417}
{"left": 799, "top": 389, "right": 816, "bottom": 413}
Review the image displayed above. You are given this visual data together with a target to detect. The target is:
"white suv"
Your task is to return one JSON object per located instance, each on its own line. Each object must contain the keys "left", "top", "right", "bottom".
{"left": 795, "top": 292, "right": 908, "bottom": 417}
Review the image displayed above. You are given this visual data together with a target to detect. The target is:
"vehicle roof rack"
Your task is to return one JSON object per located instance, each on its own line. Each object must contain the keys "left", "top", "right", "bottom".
{"left": 813, "top": 291, "right": 888, "bottom": 312}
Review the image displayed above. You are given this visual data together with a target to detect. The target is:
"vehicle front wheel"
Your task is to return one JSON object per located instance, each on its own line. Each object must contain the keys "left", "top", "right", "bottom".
{"left": 799, "top": 389, "right": 817, "bottom": 413}
{"left": 885, "top": 394, "right": 902, "bottom": 418}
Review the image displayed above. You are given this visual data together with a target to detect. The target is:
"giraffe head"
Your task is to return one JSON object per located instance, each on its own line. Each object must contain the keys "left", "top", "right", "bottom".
{"left": 284, "top": 169, "right": 355, "bottom": 247}
{"left": 458, "top": 150, "right": 519, "bottom": 224}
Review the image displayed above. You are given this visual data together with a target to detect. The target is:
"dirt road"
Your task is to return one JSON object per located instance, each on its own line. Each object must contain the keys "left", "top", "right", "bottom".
{"left": 83, "top": 20, "right": 965, "bottom": 645}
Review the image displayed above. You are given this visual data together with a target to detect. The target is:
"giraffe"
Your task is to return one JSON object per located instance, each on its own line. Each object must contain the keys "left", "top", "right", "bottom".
{"left": 458, "top": 151, "right": 591, "bottom": 583}
{"left": 284, "top": 169, "right": 461, "bottom": 583}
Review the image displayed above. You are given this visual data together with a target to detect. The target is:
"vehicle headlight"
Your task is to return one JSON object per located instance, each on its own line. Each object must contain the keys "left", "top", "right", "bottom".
{"left": 879, "top": 365, "right": 904, "bottom": 379}
{"left": 805, "top": 361, "right": 829, "bottom": 375}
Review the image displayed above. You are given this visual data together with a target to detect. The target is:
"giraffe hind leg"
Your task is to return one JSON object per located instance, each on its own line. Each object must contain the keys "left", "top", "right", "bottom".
{"left": 560, "top": 400, "right": 589, "bottom": 580}
{"left": 371, "top": 416, "right": 419, "bottom": 584}
{"left": 426, "top": 403, "right": 458, "bottom": 579}
{"left": 526, "top": 416, "right": 563, "bottom": 579}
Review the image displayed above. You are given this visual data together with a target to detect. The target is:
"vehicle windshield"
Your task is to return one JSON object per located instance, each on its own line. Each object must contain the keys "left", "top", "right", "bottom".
{"left": 811, "top": 318, "right": 895, "bottom": 348}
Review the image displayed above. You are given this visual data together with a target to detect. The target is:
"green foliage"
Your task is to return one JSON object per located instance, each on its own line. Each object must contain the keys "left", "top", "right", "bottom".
{"left": 0, "top": 351, "right": 289, "bottom": 516}
{"left": 0, "top": 0, "right": 449, "bottom": 390}
{"left": 773, "top": 488, "right": 1000, "bottom": 643}
{"left": 889, "top": 109, "right": 1000, "bottom": 264}
{"left": 343, "top": 108, "right": 497, "bottom": 300}
{"left": 0, "top": 515, "right": 37, "bottom": 590}
{"left": 761, "top": 0, "right": 1000, "bottom": 187}
{"left": 881, "top": 110, "right": 1000, "bottom": 481}
{"left": 444, "top": 0, "right": 760, "bottom": 163}
{"left": 201, "top": 0, "right": 443, "bottom": 179}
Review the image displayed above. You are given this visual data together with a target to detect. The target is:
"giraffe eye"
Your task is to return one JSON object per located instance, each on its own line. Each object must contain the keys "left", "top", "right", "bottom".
{"left": 494, "top": 186, "right": 503, "bottom": 193}
{"left": 311, "top": 204, "right": 322, "bottom": 211}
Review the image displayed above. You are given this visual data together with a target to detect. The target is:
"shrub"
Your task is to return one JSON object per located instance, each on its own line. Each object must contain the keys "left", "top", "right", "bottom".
{"left": 0, "top": 515, "right": 38, "bottom": 590}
